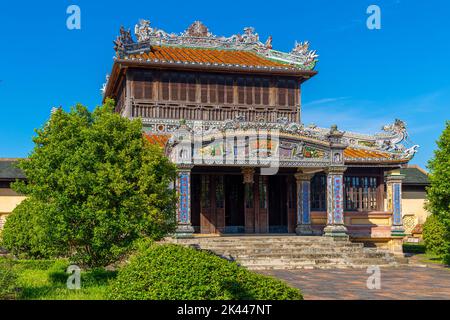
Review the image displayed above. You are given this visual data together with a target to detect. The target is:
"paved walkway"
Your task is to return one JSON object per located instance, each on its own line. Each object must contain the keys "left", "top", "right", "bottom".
{"left": 260, "top": 265, "right": 450, "bottom": 300}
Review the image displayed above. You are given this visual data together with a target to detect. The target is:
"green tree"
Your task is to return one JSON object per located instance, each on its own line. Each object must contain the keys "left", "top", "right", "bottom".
{"left": 423, "top": 214, "right": 450, "bottom": 257}
{"left": 1, "top": 100, "right": 177, "bottom": 267}
{"left": 426, "top": 120, "right": 450, "bottom": 261}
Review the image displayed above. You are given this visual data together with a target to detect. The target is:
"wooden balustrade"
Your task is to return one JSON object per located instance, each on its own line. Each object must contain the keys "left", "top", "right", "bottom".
{"left": 131, "top": 101, "right": 298, "bottom": 122}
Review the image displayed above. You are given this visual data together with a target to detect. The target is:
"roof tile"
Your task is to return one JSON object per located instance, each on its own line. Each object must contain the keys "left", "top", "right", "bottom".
{"left": 127, "top": 46, "right": 291, "bottom": 69}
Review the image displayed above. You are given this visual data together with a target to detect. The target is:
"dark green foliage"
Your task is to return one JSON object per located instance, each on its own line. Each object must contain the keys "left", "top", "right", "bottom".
{"left": 426, "top": 121, "right": 450, "bottom": 231}
{"left": 423, "top": 214, "right": 450, "bottom": 258}
{"left": 107, "top": 244, "right": 303, "bottom": 300}
{"left": 402, "top": 243, "right": 426, "bottom": 254}
{"left": 1, "top": 100, "right": 177, "bottom": 267}
{"left": 1, "top": 198, "right": 66, "bottom": 259}
{"left": 0, "top": 258, "right": 18, "bottom": 299}
{"left": 424, "top": 121, "right": 450, "bottom": 264}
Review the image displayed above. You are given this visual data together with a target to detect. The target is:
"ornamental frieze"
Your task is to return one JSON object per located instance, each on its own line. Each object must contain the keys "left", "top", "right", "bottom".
{"left": 141, "top": 117, "right": 418, "bottom": 164}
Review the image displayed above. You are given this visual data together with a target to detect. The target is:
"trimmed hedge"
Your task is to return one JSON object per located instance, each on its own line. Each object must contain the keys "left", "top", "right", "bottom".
{"left": 402, "top": 243, "right": 426, "bottom": 254}
{"left": 423, "top": 214, "right": 450, "bottom": 258}
{"left": 108, "top": 244, "right": 302, "bottom": 300}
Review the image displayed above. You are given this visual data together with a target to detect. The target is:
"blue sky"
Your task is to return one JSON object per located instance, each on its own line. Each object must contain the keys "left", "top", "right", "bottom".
{"left": 0, "top": 0, "right": 449, "bottom": 169}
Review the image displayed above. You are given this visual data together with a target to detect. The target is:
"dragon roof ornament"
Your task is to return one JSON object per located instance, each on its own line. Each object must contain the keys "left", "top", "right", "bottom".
{"left": 113, "top": 19, "right": 318, "bottom": 70}
{"left": 334, "top": 119, "right": 419, "bottom": 160}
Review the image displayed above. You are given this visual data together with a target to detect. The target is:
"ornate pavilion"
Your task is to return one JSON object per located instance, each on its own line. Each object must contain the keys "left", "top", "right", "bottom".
{"left": 102, "top": 20, "right": 419, "bottom": 249}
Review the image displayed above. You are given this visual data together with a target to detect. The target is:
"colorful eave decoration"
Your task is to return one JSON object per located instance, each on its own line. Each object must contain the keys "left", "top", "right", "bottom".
{"left": 112, "top": 20, "right": 319, "bottom": 71}
{"left": 142, "top": 118, "right": 419, "bottom": 164}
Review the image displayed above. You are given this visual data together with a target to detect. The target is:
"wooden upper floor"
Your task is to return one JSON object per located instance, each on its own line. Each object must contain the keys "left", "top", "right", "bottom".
{"left": 110, "top": 67, "right": 308, "bottom": 123}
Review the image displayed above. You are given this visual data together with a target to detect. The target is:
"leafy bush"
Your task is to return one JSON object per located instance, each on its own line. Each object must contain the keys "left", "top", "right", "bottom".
{"left": 108, "top": 244, "right": 302, "bottom": 300}
{"left": 423, "top": 214, "right": 450, "bottom": 257}
{"left": 426, "top": 121, "right": 450, "bottom": 231}
{"left": 0, "top": 258, "right": 18, "bottom": 299}
{"left": 1, "top": 198, "right": 66, "bottom": 259}
{"left": 402, "top": 243, "right": 426, "bottom": 254}
{"left": 2, "top": 100, "right": 177, "bottom": 267}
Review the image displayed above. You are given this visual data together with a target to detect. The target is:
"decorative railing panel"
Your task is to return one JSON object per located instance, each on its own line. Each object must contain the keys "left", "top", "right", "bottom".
{"left": 131, "top": 101, "right": 298, "bottom": 123}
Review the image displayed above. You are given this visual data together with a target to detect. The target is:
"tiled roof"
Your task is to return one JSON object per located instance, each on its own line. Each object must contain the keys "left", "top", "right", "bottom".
{"left": 400, "top": 166, "right": 429, "bottom": 185}
{"left": 0, "top": 159, "right": 25, "bottom": 180}
{"left": 125, "top": 46, "right": 296, "bottom": 70}
{"left": 344, "top": 148, "right": 405, "bottom": 163}
{"left": 143, "top": 133, "right": 170, "bottom": 147}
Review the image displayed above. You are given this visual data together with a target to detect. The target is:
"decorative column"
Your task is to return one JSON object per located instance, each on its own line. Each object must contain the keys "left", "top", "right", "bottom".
{"left": 295, "top": 170, "right": 314, "bottom": 235}
{"left": 386, "top": 170, "right": 406, "bottom": 237}
{"left": 323, "top": 166, "right": 348, "bottom": 238}
{"left": 175, "top": 165, "right": 195, "bottom": 238}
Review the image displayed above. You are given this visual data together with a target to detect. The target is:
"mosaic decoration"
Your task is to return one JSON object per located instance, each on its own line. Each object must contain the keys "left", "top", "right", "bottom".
{"left": 333, "top": 175, "right": 344, "bottom": 224}
{"left": 326, "top": 173, "right": 344, "bottom": 225}
{"left": 178, "top": 172, "right": 190, "bottom": 224}
{"left": 393, "top": 183, "right": 402, "bottom": 226}
{"left": 113, "top": 19, "right": 319, "bottom": 70}
{"left": 327, "top": 175, "right": 333, "bottom": 224}
{"left": 195, "top": 140, "right": 233, "bottom": 158}
{"left": 279, "top": 141, "right": 327, "bottom": 160}
{"left": 301, "top": 181, "right": 311, "bottom": 224}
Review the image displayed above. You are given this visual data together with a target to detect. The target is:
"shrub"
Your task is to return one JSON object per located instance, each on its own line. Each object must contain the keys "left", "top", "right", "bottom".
{"left": 423, "top": 214, "right": 450, "bottom": 257}
{"left": 107, "top": 244, "right": 302, "bottom": 300}
{"left": 0, "top": 258, "right": 18, "bottom": 299}
{"left": 426, "top": 121, "right": 450, "bottom": 231}
{"left": 3, "top": 100, "right": 177, "bottom": 267}
{"left": 402, "top": 243, "right": 426, "bottom": 254}
{"left": 1, "top": 198, "right": 66, "bottom": 259}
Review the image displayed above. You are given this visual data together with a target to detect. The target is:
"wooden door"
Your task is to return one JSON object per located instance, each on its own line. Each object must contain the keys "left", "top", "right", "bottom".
{"left": 256, "top": 175, "right": 269, "bottom": 233}
{"left": 214, "top": 175, "right": 225, "bottom": 233}
{"left": 287, "top": 176, "right": 297, "bottom": 233}
{"left": 200, "top": 175, "right": 215, "bottom": 234}
{"left": 224, "top": 175, "right": 245, "bottom": 233}
{"left": 244, "top": 183, "right": 255, "bottom": 233}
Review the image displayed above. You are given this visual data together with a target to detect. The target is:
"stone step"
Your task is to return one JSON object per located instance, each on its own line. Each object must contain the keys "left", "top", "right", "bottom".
{"left": 190, "top": 245, "right": 354, "bottom": 251}
{"left": 245, "top": 264, "right": 396, "bottom": 270}
{"left": 186, "top": 237, "right": 361, "bottom": 243}
{"left": 235, "top": 256, "right": 392, "bottom": 265}
{"left": 187, "top": 242, "right": 364, "bottom": 249}
{"left": 171, "top": 236, "right": 406, "bottom": 270}
{"left": 176, "top": 236, "right": 339, "bottom": 243}
{"left": 200, "top": 248, "right": 374, "bottom": 257}
{"left": 215, "top": 252, "right": 390, "bottom": 260}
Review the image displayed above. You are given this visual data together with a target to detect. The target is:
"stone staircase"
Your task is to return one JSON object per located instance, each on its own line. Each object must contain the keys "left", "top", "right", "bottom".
{"left": 172, "top": 235, "right": 408, "bottom": 270}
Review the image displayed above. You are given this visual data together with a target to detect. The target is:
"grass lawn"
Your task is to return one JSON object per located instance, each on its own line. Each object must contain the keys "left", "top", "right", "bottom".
{"left": 1, "top": 258, "right": 116, "bottom": 300}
